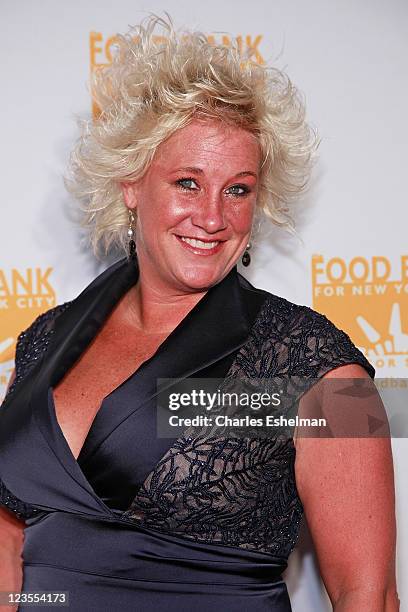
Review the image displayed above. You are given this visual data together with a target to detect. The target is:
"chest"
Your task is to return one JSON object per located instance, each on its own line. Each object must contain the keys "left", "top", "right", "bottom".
{"left": 52, "top": 324, "right": 168, "bottom": 460}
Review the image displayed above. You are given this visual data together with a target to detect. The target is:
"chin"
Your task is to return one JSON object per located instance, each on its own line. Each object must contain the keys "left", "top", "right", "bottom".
{"left": 176, "top": 264, "right": 228, "bottom": 291}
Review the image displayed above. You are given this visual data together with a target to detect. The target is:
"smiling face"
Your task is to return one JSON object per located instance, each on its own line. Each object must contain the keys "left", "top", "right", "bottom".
{"left": 122, "top": 118, "right": 261, "bottom": 295}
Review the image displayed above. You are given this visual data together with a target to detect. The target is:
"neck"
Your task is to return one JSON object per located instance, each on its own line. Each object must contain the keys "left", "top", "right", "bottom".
{"left": 120, "top": 272, "right": 208, "bottom": 335}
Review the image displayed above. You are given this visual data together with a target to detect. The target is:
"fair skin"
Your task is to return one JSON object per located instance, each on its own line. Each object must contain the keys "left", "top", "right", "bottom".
{"left": 1, "top": 119, "right": 399, "bottom": 611}
{"left": 294, "top": 365, "right": 399, "bottom": 610}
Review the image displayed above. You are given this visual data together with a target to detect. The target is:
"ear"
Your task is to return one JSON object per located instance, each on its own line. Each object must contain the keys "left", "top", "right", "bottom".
{"left": 121, "top": 182, "right": 139, "bottom": 210}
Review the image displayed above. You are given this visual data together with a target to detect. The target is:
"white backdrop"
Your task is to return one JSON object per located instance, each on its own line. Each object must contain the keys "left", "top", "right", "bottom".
{"left": 1, "top": 1, "right": 407, "bottom": 609}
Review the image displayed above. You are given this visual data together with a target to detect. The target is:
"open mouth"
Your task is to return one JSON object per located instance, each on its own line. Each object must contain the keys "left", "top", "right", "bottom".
{"left": 175, "top": 235, "right": 224, "bottom": 255}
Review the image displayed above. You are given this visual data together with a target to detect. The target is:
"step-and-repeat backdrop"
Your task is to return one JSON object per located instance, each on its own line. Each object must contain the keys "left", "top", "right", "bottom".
{"left": 1, "top": 1, "right": 407, "bottom": 609}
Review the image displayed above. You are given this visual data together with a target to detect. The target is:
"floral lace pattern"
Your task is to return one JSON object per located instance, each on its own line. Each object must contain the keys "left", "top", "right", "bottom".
{"left": 124, "top": 434, "right": 302, "bottom": 557}
{"left": 123, "top": 294, "right": 375, "bottom": 557}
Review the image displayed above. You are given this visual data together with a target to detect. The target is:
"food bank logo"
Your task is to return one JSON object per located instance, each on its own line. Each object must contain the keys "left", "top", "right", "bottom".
{"left": 312, "top": 255, "right": 408, "bottom": 371}
{"left": 89, "top": 32, "right": 265, "bottom": 117}
{"left": 0, "top": 268, "right": 56, "bottom": 401}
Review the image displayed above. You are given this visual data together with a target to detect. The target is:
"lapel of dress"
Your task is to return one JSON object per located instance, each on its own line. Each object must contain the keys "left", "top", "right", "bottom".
{"left": 76, "top": 256, "right": 257, "bottom": 463}
{"left": 31, "top": 255, "right": 258, "bottom": 493}
{"left": 0, "top": 258, "right": 139, "bottom": 516}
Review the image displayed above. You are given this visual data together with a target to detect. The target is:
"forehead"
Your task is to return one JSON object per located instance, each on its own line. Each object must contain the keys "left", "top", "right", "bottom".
{"left": 153, "top": 119, "right": 261, "bottom": 171}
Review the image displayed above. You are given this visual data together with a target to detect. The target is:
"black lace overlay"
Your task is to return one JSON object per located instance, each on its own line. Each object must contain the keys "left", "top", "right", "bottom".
{"left": 123, "top": 434, "right": 302, "bottom": 557}
{"left": 0, "top": 293, "right": 375, "bottom": 555}
{"left": 228, "top": 295, "right": 375, "bottom": 381}
{"left": 124, "top": 294, "right": 375, "bottom": 557}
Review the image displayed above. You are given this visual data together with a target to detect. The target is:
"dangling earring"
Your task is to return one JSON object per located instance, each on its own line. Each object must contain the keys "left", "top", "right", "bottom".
{"left": 127, "top": 209, "right": 136, "bottom": 258}
{"left": 241, "top": 241, "right": 251, "bottom": 267}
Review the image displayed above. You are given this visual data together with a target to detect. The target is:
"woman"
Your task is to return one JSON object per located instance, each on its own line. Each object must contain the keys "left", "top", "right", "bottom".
{"left": 0, "top": 16, "right": 399, "bottom": 612}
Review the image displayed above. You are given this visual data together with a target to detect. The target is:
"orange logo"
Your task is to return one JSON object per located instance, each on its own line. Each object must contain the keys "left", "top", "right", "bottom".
{"left": 312, "top": 255, "right": 408, "bottom": 371}
{"left": 0, "top": 267, "right": 56, "bottom": 401}
{"left": 89, "top": 32, "right": 265, "bottom": 117}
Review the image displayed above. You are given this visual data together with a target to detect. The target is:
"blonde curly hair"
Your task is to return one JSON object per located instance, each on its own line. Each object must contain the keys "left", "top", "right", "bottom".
{"left": 66, "top": 14, "right": 319, "bottom": 256}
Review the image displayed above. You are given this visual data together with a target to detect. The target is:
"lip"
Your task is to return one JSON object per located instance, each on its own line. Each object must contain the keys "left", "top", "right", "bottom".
{"left": 174, "top": 234, "right": 225, "bottom": 256}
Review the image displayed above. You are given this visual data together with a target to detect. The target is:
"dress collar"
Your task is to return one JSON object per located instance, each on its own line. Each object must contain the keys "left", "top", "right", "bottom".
{"left": 47, "top": 255, "right": 252, "bottom": 388}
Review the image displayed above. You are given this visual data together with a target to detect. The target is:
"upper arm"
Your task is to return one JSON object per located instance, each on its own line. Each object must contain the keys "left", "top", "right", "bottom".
{"left": 0, "top": 505, "right": 25, "bottom": 555}
{"left": 293, "top": 364, "right": 397, "bottom": 603}
{"left": 0, "top": 505, "right": 25, "bottom": 599}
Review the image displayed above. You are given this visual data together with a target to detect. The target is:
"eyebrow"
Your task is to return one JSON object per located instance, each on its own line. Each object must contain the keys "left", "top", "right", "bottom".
{"left": 173, "top": 166, "right": 258, "bottom": 179}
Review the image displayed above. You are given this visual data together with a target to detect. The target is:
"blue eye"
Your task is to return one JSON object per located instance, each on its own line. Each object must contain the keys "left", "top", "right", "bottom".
{"left": 176, "top": 178, "right": 199, "bottom": 190}
{"left": 175, "top": 179, "right": 250, "bottom": 196}
{"left": 226, "top": 184, "right": 250, "bottom": 196}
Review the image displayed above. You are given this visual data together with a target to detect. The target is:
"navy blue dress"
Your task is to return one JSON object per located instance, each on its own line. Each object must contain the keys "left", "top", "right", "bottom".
{"left": 0, "top": 257, "right": 375, "bottom": 611}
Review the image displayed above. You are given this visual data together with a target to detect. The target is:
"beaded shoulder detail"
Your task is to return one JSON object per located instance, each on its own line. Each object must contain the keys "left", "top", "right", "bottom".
{"left": 0, "top": 480, "right": 41, "bottom": 521}
{"left": 5, "top": 302, "right": 72, "bottom": 400}
{"left": 123, "top": 294, "right": 375, "bottom": 558}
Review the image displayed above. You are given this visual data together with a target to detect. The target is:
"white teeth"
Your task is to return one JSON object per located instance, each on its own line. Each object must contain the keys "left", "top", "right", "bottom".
{"left": 180, "top": 236, "right": 219, "bottom": 249}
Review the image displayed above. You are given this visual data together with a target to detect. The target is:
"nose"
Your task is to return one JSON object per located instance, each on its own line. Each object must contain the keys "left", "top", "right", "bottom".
{"left": 190, "top": 192, "right": 227, "bottom": 234}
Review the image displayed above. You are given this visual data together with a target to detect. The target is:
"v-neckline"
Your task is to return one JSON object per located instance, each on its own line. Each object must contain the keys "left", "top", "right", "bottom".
{"left": 26, "top": 256, "right": 265, "bottom": 517}
{"left": 48, "top": 290, "right": 211, "bottom": 468}
{"left": 49, "top": 299, "right": 201, "bottom": 465}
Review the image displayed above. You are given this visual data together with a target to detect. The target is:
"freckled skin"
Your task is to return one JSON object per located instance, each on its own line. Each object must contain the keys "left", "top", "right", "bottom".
{"left": 122, "top": 119, "right": 261, "bottom": 297}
